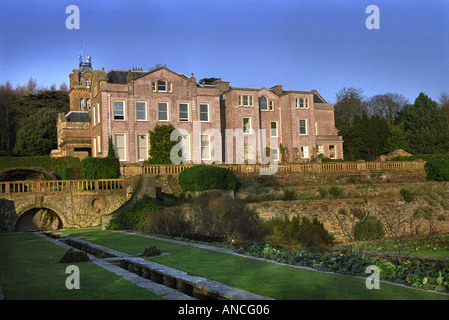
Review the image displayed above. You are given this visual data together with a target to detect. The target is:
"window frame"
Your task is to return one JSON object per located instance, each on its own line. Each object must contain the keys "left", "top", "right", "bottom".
{"left": 114, "top": 133, "right": 127, "bottom": 161}
{"left": 180, "top": 133, "right": 191, "bottom": 161}
{"left": 136, "top": 101, "right": 147, "bottom": 121}
{"left": 300, "top": 145, "right": 309, "bottom": 159}
{"left": 239, "top": 95, "right": 254, "bottom": 107}
{"left": 259, "top": 96, "right": 268, "bottom": 111}
{"left": 113, "top": 100, "right": 126, "bottom": 121}
{"left": 136, "top": 133, "right": 149, "bottom": 161}
{"left": 157, "top": 101, "right": 169, "bottom": 122}
{"left": 299, "top": 119, "right": 308, "bottom": 135}
{"left": 153, "top": 79, "right": 173, "bottom": 93}
{"left": 200, "top": 134, "right": 211, "bottom": 161}
{"left": 199, "top": 103, "right": 210, "bottom": 122}
{"left": 329, "top": 145, "right": 336, "bottom": 159}
{"left": 296, "top": 97, "right": 309, "bottom": 109}
{"left": 178, "top": 102, "right": 190, "bottom": 122}
{"left": 242, "top": 117, "right": 252, "bottom": 134}
{"left": 270, "top": 121, "right": 278, "bottom": 137}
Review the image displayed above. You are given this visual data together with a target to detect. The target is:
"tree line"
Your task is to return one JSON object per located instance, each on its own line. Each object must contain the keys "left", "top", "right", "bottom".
{"left": 0, "top": 78, "right": 69, "bottom": 156}
{"left": 334, "top": 88, "right": 449, "bottom": 161}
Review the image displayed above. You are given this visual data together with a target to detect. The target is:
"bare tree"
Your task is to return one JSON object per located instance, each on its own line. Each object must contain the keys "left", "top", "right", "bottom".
{"left": 367, "top": 92, "right": 409, "bottom": 124}
{"left": 334, "top": 87, "right": 367, "bottom": 128}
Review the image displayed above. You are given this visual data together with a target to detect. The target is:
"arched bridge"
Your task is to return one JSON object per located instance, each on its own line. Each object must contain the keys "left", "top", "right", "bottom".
{"left": 0, "top": 179, "right": 130, "bottom": 232}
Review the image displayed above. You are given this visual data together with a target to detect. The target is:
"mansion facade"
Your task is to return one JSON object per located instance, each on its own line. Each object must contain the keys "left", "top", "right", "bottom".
{"left": 51, "top": 57, "right": 343, "bottom": 164}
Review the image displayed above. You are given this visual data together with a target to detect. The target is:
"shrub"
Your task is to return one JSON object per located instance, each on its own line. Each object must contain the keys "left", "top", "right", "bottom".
{"left": 107, "top": 196, "right": 160, "bottom": 230}
{"left": 425, "top": 160, "right": 449, "bottom": 181}
{"left": 190, "top": 194, "right": 269, "bottom": 243}
{"left": 267, "top": 215, "right": 334, "bottom": 252}
{"left": 328, "top": 185, "right": 344, "bottom": 198}
{"left": 317, "top": 186, "right": 328, "bottom": 198}
{"left": 142, "top": 246, "right": 161, "bottom": 257}
{"left": 178, "top": 165, "right": 238, "bottom": 192}
{"left": 283, "top": 188, "right": 297, "bottom": 201}
{"left": 59, "top": 249, "right": 89, "bottom": 263}
{"left": 144, "top": 207, "right": 191, "bottom": 236}
{"left": 354, "top": 218, "right": 386, "bottom": 241}
{"left": 400, "top": 188, "right": 414, "bottom": 202}
{"left": 80, "top": 157, "right": 120, "bottom": 179}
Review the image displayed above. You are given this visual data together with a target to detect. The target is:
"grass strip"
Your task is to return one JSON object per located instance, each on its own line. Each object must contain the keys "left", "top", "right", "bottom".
{"left": 61, "top": 229, "right": 449, "bottom": 300}
{"left": 0, "top": 232, "right": 163, "bottom": 300}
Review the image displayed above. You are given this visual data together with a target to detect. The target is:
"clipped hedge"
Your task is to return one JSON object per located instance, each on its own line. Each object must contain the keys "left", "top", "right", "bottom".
{"left": 80, "top": 157, "right": 120, "bottom": 179}
{"left": 0, "top": 156, "right": 81, "bottom": 180}
{"left": 424, "top": 160, "right": 449, "bottom": 181}
{"left": 0, "top": 156, "right": 80, "bottom": 172}
{"left": 178, "top": 165, "right": 238, "bottom": 192}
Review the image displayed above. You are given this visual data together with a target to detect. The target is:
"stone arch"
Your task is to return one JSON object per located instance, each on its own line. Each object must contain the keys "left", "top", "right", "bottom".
{"left": 0, "top": 167, "right": 57, "bottom": 182}
{"left": 15, "top": 204, "right": 66, "bottom": 231}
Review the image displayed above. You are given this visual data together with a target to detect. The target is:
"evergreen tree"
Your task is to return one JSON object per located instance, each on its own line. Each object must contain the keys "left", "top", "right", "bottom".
{"left": 382, "top": 123, "right": 410, "bottom": 154}
{"left": 404, "top": 93, "right": 449, "bottom": 154}
{"left": 107, "top": 137, "right": 117, "bottom": 158}
{"left": 340, "top": 113, "right": 390, "bottom": 161}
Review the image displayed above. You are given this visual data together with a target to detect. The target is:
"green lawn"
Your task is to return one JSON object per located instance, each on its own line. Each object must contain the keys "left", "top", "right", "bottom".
{"left": 60, "top": 229, "right": 449, "bottom": 300}
{"left": 0, "top": 232, "right": 163, "bottom": 300}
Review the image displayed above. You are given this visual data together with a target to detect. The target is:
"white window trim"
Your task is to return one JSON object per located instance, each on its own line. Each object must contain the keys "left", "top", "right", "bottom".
{"left": 181, "top": 133, "right": 191, "bottom": 161}
{"left": 136, "top": 101, "right": 147, "bottom": 121}
{"left": 153, "top": 79, "right": 173, "bottom": 93}
{"left": 97, "top": 135, "right": 101, "bottom": 153}
{"left": 157, "top": 80, "right": 167, "bottom": 92}
{"left": 114, "top": 133, "right": 127, "bottom": 161}
{"left": 157, "top": 101, "right": 170, "bottom": 122}
{"left": 299, "top": 119, "right": 308, "bottom": 135}
{"left": 239, "top": 95, "right": 254, "bottom": 107}
{"left": 200, "top": 134, "right": 211, "bottom": 160}
{"left": 243, "top": 117, "right": 252, "bottom": 134}
{"left": 178, "top": 102, "right": 190, "bottom": 122}
{"left": 199, "top": 103, "right": 210, "bottom": 122}
{"left": 97, "top": 103, "right": 101, "bottom": 124}
{"left": 296, "top": 97, "right": 309, "bottom": 109}
{"left": 270, "top": 121, "right": 278, "bottom": 137}
{"left": 136, "top": 133, "right": 149, "bottom": 161}
{"left": 300, "top": 145, "right": 309, "bottom": 159}
{"left": 113, "top": 100, "right": 126, "bottom": 121}
{"left": 93, "top": 105, "right": 96, "bottom": 126}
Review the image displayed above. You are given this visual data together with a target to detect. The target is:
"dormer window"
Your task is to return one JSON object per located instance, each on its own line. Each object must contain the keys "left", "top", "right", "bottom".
{"left": 152, "top": 80, "right": 173, "bottom": 93}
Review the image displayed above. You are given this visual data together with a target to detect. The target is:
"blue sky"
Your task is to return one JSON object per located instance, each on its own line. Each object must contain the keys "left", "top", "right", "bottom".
{"left": 0, "top": 0, "right": 448, "bottom": 104}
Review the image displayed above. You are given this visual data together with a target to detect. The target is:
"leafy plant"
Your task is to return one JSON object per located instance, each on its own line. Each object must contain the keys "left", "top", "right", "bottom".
{"left": 178, "top": 165, "right": 238, "bottom": 192}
